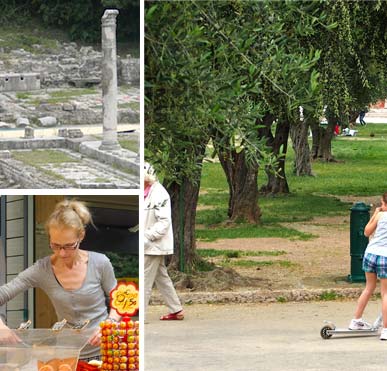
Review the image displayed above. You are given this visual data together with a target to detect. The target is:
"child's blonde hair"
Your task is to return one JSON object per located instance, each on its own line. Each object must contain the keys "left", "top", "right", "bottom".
{"left": 45, "top": 199, "right": 92, "bottom": 236}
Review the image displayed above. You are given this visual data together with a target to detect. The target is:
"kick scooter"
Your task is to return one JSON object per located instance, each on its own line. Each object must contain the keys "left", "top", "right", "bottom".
{"left": 320, "top": 313, "right": 382, "bottom": 339}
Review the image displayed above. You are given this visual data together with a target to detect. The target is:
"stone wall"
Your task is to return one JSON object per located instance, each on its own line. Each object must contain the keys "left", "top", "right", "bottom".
{"left": 0, "top": 43, "right": 139, "bottom": 87}
{"left": 0, "top": 137, "right": 65, "bottom": 150}
{"left": 79, "top": 141, "right": 139, "bottom": 175}
{"left": 120, "top": 57, "right": 140, "bottom": 85}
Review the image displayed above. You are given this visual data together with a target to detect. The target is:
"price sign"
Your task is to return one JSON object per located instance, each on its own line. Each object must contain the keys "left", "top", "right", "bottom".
{"left": 110, "top": 281, "right": 139, "bottom": 316}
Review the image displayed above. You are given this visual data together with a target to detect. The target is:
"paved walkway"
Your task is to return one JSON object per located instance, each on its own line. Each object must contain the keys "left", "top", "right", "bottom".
{"left": 358, "top": 108, "right": 387, "bottom": 124}
{"left": 145, "top": 300, "right": 387, "bottom": 371}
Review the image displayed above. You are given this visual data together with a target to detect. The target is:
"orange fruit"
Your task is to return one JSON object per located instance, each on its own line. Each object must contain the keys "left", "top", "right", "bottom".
{"left": 39, "top": 366, "right": 55, "bottom": 371}
{"left": 58, "top": 364, "right": 73, "bottom": 371}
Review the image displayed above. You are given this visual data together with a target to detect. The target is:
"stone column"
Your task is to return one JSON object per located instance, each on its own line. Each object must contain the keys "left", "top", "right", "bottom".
{"left": 100, "top": 9, "right": 121, "bottom": 151}
{"left": 24, "top": 126, "right": 34, "bottom": 139}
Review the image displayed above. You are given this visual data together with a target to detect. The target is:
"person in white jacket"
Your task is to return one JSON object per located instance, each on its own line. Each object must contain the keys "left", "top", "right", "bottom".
{"left": 144, "top": 163, "right": 184, "bottom": 320}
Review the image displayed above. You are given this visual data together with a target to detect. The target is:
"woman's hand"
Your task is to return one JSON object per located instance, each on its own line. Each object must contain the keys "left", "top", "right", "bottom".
{"left": 88, "top": 327, "right": 101, "bottom": 347}
{"left": 0, "top": 323, "right": 21, "bottom": 345}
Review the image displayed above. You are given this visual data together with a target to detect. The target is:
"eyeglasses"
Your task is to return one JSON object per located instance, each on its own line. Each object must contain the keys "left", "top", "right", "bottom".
{"left": 49, "top": 240, "right": 80, "bottom": 251}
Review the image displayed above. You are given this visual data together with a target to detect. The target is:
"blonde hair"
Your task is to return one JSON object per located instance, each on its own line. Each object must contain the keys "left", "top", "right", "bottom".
{"left": 45, "top": 199, "right": 92, "bottom": 236}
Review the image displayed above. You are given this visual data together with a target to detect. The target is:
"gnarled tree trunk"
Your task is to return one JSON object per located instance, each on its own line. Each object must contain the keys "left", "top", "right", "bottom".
{"left": 259, "top": 117, "right": 290, "bottom": 194}
{"left": 290, "top": 118, "right": 313, "bottom": 176}
{"left": 217, "top": 148, "right": 261, "bottom": 224}
{"left": 310, "top": 120, "right": 320, "bottom": 159}
{"left": 311, "top": 117, "right": 336, "bottom": 162}
{"left": 348, "top": 110, "right": 359, "bottom": 127}
{"left": 167, "top": 178, "right": 201, "bottom": 273}
{"left": 317, "top": 114, "right": 336, "bottom": 161}
{"left": 165, "top": 144, "right": 208, "bottom": 273}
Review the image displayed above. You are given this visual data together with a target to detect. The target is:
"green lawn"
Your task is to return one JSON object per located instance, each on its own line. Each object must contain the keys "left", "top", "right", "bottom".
{"left": 197, "top": 124, "right": 387, "bottom": 241}
{"left": 353, "top": 123, "right": 387, "bottom": 138}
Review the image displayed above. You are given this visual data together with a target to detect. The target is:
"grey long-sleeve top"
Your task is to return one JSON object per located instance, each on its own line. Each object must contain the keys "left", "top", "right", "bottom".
{"left": 0, "top": 251, "right": 117, "bottom": 359}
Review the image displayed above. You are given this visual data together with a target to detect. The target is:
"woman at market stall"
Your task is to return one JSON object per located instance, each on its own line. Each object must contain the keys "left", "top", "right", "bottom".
{"left": 0, "top": 199, "right": 121, "bottom": 361}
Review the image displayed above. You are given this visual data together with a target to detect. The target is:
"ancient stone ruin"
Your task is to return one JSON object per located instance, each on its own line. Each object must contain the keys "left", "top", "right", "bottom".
{"left": 100, "top": 9, "right": 120, "bottom": 151}
{"left": 0, "top": 73, "right": 40, "bottom": 92}
{"left": 0, "top": 9, "right": 140, "bottom": 189}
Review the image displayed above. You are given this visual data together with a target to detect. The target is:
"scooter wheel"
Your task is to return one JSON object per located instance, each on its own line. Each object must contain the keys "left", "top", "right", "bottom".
{"left": 320, "top": 325, "right": 333, "bottom": 339}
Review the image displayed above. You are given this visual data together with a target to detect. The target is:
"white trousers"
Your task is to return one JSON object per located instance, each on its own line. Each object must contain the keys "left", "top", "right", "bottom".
{"left": 144, "top": 255, "right": 182, "bottom": 314}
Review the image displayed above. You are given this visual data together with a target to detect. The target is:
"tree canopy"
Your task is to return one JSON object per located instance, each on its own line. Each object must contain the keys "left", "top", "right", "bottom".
{"left": 0, "top": 0, "right": 139, "bottom": 42}
{"left": 146, "top": 0, "right": 387, "bottom": 271}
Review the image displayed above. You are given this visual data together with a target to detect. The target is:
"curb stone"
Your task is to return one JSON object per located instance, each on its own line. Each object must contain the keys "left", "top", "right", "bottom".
{"left": 149, "top": 287, "right": 372, "bottom": 305}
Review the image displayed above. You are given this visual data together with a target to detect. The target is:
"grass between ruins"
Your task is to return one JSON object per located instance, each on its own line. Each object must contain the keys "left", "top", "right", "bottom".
{"left": 118, "top": 102, "right": 140, "bottom": 111}
{"left": 12, "top": 150, "right": 80, "bottom": 165}
{"left": 94, "top": 177, "right": 111, "bottom": 183}
{"left": 119, "top": 139, "right": 139, "bottom": 153}
{"left": 16, "top": 88, "right": 98, "bottom": 106}
{"left": 11, "top": 149, "right": 79, "bottom": 185}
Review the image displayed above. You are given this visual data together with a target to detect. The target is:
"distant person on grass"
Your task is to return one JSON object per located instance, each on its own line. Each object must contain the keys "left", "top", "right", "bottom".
{"left": 144, "top": 162, "right": 184, "bottom": 321}
{"left": 359, "top": 109, "right": 367, "bottom": 126}
{"left": 349, "top": 192, "right": 387, "bottom": 340}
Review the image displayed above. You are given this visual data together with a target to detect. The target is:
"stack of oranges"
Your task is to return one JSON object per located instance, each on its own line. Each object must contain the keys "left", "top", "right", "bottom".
{"left": 100, "top": 318, "right": 139, "bottom": 370}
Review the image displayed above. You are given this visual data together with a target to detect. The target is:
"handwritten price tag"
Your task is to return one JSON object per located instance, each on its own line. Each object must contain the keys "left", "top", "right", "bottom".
{"left": 110, "top": 282, "right": 139, "bottom": 316}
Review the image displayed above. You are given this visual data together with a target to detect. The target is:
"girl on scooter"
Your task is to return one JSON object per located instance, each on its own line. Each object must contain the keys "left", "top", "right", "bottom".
{"left": 349, "top": 192, "right": 387, "bottom": 340}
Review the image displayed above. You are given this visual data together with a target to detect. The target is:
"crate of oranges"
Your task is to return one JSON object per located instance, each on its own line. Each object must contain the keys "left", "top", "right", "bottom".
{"left": 100, "top": 318, "right": 139, "bottom": 371}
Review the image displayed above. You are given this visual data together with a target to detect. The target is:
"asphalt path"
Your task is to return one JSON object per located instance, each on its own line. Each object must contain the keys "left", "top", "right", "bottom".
{"left": 145, "top": 300, "right": 387, "bottom": 371}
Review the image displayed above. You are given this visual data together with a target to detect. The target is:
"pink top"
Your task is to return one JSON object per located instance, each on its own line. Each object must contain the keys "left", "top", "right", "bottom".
{"left": 144, "top": 184, "right": 152, "bottom": 199}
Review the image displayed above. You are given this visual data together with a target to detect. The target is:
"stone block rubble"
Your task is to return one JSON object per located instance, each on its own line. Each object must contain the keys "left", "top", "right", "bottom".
{"left": 0, "top": 43, "right": 139, "bottom": 87}
{"left": 0, "top": 86, "right": 139, "bottom": 127}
